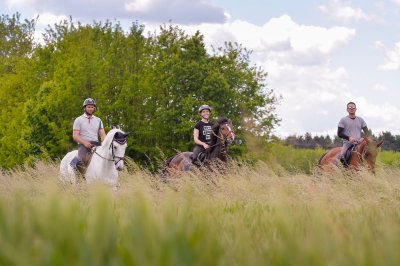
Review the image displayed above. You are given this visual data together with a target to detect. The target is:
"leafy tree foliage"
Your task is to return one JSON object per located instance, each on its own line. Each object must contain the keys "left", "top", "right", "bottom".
{"left": 0, "top": 13, "right": 37, "bottom": 168}
{"left": 0, "top": 14, "right": 279, "bottom": 169}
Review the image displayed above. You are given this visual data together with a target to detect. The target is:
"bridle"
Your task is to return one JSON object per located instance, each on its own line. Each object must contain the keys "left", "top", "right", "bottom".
{"left": 93, "top": 138, "right": 127, "bottom": 166}
{"left": 211, "top": 123, "right": 234, "bottom": 145}
{"left": 207, "top": 123, "right": 235, "bottom": 160}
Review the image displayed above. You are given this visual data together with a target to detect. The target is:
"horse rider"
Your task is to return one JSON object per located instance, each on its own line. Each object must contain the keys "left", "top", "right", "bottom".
{"left": 192, "top": 104, "right": 214, "bottom": 166}
{"left": 70, "top": 98, "right": 106, "bottom": 171}
{"left": 337, "top": 101, "right": 369, "bottom": 166}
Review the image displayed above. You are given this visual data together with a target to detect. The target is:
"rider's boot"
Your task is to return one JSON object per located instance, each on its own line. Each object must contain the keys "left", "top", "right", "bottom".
{"left": 70, "top": 156, "right": 86, "bottom": 175}
{"left": 70, "top": 156, "right": 80, "bottom": 169}
{"left": 192, "top": 160, "right": 201, "bottom": 167}
{"left": 339, "top": 155, "right": 348, "bottom": 168}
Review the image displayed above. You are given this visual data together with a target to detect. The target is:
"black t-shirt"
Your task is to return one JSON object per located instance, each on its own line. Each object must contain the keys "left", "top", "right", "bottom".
{"left": 194, "top": 120, "right": 214, "bottom": 144}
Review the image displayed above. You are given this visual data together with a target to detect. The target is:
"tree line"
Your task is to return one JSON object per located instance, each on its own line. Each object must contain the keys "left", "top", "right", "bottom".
{"left": 283, "top": 131, "right": 400, "bottom": 151}
{"left": 0, "top": 13, "right": 279, "bottom": 169}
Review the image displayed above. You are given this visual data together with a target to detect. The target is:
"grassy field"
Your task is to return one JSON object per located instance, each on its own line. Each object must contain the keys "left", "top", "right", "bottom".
{"left": 1, "top": 158, "right": 400, "bottom": 265}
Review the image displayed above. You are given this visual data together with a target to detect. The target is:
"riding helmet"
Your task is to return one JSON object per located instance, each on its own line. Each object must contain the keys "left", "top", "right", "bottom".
{"left": 83, "top": 98, "right": 97, "bottom": 109}
{"left": 198, "top": 104, "right": 211, "bottom": 113}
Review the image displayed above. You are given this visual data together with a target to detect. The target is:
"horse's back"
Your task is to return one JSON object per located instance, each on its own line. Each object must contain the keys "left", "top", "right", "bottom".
{"left": 166, "top": 151, "right": 193, "bottom": 171}
{"left": 60, "top": 150, "right": 78, "bottom": 183}
{"left": 318, "top": 147, "right": 341, "bottom": 170}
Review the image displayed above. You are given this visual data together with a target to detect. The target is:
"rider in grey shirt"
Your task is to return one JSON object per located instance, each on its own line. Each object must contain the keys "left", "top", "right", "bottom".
{"left": 337, "top": 102, "right": 369, "bottom": 164}
{"left": 71, "top": 98, "right": 106, "bottom": 170}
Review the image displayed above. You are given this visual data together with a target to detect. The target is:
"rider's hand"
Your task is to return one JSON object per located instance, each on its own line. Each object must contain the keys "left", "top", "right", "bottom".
{"left": 203, "top": 143, "right": 209, "bottom": 149}
{"left": 349, "top": 136, "right": 357, "bottom": 143}
{"left": 84, "top": 142, "right": 93, "bottom": 149}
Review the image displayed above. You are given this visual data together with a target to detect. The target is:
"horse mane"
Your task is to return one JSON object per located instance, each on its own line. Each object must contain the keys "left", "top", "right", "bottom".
{"left": 100, "top": 128, "right": 123, "bottom": 150}
{"left": 360, "top": 137, "right": 380, "bottom": 155}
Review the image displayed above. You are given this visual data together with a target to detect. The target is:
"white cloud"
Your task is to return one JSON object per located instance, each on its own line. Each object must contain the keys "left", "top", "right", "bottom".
{"left": 166, "top": 15, "right": 357, "bottom": 137}
{"left": 371, "top": 83, "right": 388, "bottom": 92}
{"left": 125, "top": 0, "right": 152, "bottom": 13}
{"left": 318, "top": 0, "right": 371, "bottom": 22}
{"left": 393, "top": 0, "right": 400, "bottom": 7}
{"left": 377, "top": 42, "right": 400, "bottom": 70}
{"left": 36, "top": 12, "right": 68, "bottom": 27}
{"left": 178, "top": 15, "right": 355, "bottom": 64}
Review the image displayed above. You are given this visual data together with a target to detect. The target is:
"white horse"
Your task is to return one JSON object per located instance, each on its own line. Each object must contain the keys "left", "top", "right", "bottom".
{"left": 60, "top": 128, "right": 129, "bottom": 188}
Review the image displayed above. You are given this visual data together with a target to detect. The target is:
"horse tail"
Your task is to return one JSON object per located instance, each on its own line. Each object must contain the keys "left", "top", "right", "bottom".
{"left": 160, "top": 156, "right": 174, "bottom": 180}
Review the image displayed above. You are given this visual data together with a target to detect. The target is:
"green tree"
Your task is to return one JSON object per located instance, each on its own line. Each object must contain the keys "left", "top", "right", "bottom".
{"left": 0, "top": 15, "right": 280, "bottom": 169}
{"left": 0, "top": 13, "right": 37, "bottom": 168}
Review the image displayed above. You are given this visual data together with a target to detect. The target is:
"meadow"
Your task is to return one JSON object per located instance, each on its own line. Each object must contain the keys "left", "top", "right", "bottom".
{"left": 1, "top": 148, "right": 400, "bottom": 265}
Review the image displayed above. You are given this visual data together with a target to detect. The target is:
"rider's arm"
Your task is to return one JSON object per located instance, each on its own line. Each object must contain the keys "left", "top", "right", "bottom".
{"left": 194, "top": 128, "right": 208, "bottom": 148}
{"left": 362, "top": 126, "right": 369, "bottom": 137}
{"left": 337, "top": 127, "right": 349, "bottom": 141}
{"left": 99, "top": 128, "right": 106, "bottom": 142}
{"left": 73, "top": 130, "right": 92, "bottom": 148}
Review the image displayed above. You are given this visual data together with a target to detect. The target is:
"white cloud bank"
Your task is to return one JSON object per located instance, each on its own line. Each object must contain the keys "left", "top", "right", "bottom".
{"left": 376, "top": 41, "right": 400, "bottom": 70}
{"left": 172, "top": 16, "right": 358, "bottom": 136}
{"left": 318, "top": 0, "right": 371, "bottom": 22}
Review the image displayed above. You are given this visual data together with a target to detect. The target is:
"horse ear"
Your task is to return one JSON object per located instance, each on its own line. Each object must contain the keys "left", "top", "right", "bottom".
{"left": 377, "top": 140, "right": 384, "bottom": 148}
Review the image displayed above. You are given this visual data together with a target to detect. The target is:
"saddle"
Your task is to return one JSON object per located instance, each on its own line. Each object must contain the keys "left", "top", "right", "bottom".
{"left": 70, "top": 141, "right": 101, "bottom": 175}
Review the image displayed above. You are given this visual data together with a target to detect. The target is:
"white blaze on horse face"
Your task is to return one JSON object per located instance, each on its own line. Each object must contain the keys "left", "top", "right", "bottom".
{"left": 223, "top": 124, "right": 234, "bottom": 141}
{"left": 227, "top": 125, "right": 235, "bottom": 141}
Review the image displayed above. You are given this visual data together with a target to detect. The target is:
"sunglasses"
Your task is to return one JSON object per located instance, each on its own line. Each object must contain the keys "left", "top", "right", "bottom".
{"left": 347, "top": 107, "right": 356, "bottom": 110}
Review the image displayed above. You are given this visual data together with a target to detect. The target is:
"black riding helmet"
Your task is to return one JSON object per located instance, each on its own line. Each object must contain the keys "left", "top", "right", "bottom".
{"left": 83, "top": 98, "right": 97, "bottom": 110}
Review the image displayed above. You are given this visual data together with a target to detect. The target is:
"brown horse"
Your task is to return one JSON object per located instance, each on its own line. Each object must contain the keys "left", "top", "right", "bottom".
{"left": 161, "top": 118, "right": 235, "bottom": 177}
{"left": 318, "top": 138, "right": 383, "bottom": 174}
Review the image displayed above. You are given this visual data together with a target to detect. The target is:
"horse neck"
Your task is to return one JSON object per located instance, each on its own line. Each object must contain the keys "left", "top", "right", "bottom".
{"left": 95, "top": 142, "right": 110, "bottom": 157}
{"left": 356, "top": 140, "right": 368, "bottom": 155}
{"left": 209, "top": 131, "right": 228, "bottom": 161}
{"left": 97, "top": 130, "right": 117, "bottom": 156}
{"left": 350, "top": 140, "right": 367, "bottom": 164}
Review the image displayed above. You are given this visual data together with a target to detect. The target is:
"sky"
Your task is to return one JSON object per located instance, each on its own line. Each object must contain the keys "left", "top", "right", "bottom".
{"left": 2, "top": 0, "right": 400, "bottom": 138}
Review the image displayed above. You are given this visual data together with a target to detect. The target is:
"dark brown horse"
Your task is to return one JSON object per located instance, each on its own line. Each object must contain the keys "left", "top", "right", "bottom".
{"left": 162, "top": 118, "right": 235, "bottom": 177}
{"left": 318, "top": 138, "right": 383, "bottom": 174}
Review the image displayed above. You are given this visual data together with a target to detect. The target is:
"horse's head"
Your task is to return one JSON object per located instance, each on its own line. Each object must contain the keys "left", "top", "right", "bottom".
{"left": 215, "top": 118, "right": 235, "bottom": 144}
{"left": 357, "top": 138, "right": 383, "bottom": 174}
{"left": 110, "top": 130, "right": 130, "bottom": 171}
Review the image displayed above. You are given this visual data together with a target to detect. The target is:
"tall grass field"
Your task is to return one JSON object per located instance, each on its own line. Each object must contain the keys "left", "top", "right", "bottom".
{"left": 1, "top": 150, "right": 400, "bottom": 265}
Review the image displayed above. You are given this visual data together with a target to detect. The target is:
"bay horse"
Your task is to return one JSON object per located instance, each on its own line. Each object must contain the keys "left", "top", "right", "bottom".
{"left": 60, "top": 128, "right": 130, "bottom": 188}
{"left": 162, "top": 118, "right": 235, "bottom": 177}
{"left": 318, "top": 138, "right": 383, "bottom": 174}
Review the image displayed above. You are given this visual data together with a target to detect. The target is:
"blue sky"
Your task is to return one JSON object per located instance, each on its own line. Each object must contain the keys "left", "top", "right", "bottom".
{"left": 2, "top": 0, "right": 400, "bottom": 137}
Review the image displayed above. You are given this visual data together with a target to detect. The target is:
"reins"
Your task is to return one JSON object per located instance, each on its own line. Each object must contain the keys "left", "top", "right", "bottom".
{"left": 211, "top": 123, "right": 233, "bottom": 145}
{"left": 93, "top": 138, "right": 126, "bottom": 165}
{"left": 206, "top": 123, "right": 233, "bottom": 159}
{"left": 352, "top": 140, "right": 368, "bottom": 163}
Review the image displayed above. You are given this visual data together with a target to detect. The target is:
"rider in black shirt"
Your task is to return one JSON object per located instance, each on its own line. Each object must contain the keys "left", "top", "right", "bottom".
{"left": 192, "top": 104, "right": 214, "bottom": 165}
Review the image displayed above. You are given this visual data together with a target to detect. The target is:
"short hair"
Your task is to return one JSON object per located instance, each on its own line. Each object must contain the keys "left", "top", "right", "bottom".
{"left": 347, "top": 102, "right": 356, "bottom": 108}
